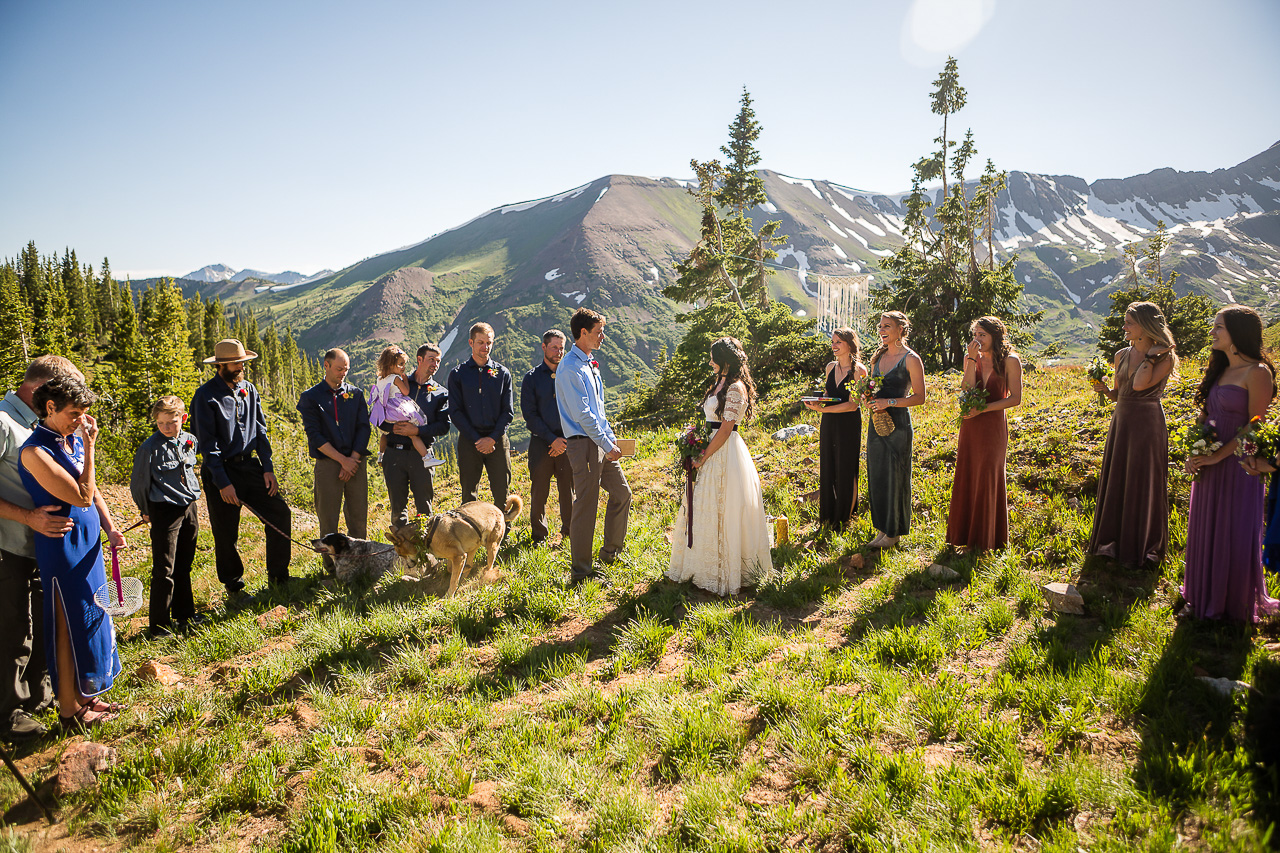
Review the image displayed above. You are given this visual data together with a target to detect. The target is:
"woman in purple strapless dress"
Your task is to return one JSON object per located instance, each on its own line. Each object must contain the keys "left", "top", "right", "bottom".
{"left": 1182, "top": 305, "right": 1278, "bottom": 622}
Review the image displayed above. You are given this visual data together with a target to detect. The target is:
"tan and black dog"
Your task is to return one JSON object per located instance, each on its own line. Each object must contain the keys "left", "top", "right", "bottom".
{"left": 387, "top": 497, "right": 523, "bottom": 596}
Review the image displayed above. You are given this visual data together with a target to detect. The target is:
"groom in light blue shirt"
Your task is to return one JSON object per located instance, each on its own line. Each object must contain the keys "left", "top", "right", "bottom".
{"left": 555, "top": 307, "right": 632, "bottom": 582}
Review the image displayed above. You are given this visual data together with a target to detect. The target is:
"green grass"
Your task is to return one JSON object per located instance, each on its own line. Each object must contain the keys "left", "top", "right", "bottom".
{"left": 3, "top": 363, "right": 1278, "bottom": 850}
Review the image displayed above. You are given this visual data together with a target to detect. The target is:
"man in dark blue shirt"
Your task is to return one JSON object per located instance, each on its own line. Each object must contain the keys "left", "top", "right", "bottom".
{"left": 190, "top": 339, "right": 291, "bottom": 603}
{"left": 297, "top": 349, "right": 371, "bottom": 565}
{"left": 447, "top": 323, "right": 514, "bottom": 509}
{"left": 379, "top": 343, "right": 450, "bottom": 529}
{"left": 521, "top": 329, "right": 574, "bottom": 546}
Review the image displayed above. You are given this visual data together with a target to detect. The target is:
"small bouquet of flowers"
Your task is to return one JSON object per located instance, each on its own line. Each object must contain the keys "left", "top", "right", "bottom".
{"left": 854, "top": 376, "right": 895, "bottom": 437}
{"left": 674, "top": 422, "right": 710, "bottom": 548}
{"left": 1086, "top": 355, "right": 1110, "bottom": 404}
{"left": 1234, "top": 415, "right": 1280, "bottom": 462}
{"left": 1176, "top": 419, "right": 1222, "bottom": 481}
{"left": 957, "top": 384, "right": 989, "bottom": 424}
{"left": 674, "top": 422, "right": 710, "bottom": 473}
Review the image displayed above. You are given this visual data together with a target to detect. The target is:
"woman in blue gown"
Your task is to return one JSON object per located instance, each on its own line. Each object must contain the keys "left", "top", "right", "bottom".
{"left": 19, "top": 375, "right": 124, "bottom": 728}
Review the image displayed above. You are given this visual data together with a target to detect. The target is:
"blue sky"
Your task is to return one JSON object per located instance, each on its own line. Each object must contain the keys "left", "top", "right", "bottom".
{"left": 1, "top": 0, "right": 1277, "bottom": 278}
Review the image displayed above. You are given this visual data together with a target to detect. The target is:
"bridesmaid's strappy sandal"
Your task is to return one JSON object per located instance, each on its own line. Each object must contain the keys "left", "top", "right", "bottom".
{"left": 59, "top": 704, "right": 118, "bottom": 731}
{"left": 87, "top": 698, "right": 127, "bottom": 714}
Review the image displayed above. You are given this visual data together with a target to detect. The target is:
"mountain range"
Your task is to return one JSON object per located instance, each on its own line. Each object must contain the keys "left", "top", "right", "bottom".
{"left": 147, "top": 141, "right": 1280, "bottom": 394}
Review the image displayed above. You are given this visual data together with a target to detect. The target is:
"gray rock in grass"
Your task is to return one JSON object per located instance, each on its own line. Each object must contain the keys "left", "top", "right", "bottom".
{"left": 927, "top": 563, "right": 960, "bottom": 581}
{"left": 1042, "top": 582, "right": 1085, "bottom": 614}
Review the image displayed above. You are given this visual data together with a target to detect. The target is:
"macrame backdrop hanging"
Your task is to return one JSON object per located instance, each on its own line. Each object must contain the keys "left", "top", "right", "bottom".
{"left": 811, "top": 272, "right": 871, "bottom": 337}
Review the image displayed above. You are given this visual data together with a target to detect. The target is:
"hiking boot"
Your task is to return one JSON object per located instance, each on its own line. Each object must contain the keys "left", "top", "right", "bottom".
{"left": 3, "top": 710, "right": 48, "bottom": 742}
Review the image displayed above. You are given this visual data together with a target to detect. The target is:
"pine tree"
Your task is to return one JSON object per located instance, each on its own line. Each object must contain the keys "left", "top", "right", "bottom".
{"left": 31, "top": 252, "right": 71, "bottom": 357}
{"left": 1096, "top": 221, "right": 1214, "bottom": 359}
{"left": 667, "top": 89, "right": 784, "bottom": 311}
{"left": 873, "top": 57, "right": 1041, "bottom": 370}
{"left": 61, "top": 249, "right": 95, "bottom": 355}
{"left": 0, "top": 264, "right": 34, "bottom": 388}
{"left": 97, "top": 257, "right": 118, "bottom": 336}
{"left": 141, "top": 280, "right": 199, "bottom": 403}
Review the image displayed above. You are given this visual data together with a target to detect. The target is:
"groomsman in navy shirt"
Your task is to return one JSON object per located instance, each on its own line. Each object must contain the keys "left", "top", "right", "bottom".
{"left": 297, "top": 349, "right": 370, "bottom": 567}
{"left": 190, "top": 339, "right": 291, "bottom": 604}
{"left": 379, "top": 343, "right": 450, "bottom": 529}
{"left": 448, "top": 323, "right": 515, "bottom": 509}
{"left": 521, "top": 330, "right": 574, "bottom": 546}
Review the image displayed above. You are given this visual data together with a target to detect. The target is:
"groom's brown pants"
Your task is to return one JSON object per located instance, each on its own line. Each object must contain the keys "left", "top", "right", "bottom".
{"left": 565, "top": 437, "right": 631, "bottom": 579}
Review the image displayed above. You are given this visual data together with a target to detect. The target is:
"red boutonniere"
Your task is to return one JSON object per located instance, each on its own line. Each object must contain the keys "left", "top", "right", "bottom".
{"left": 485, "top": 366, "right": 499, "bottom": 378}
{"left": 183, "top": 438, "right": 195, "bottom": 450}
{"left": 236, "top": 387, "right": 248, "bottom": 399}
{"left": 590, "top": 360, "right": 599, "bottom": 370}
{"left": 424, "top": 381, "right": 438, "bottom": 392}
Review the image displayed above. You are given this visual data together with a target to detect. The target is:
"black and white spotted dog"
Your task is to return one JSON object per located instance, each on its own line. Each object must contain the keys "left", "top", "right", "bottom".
{"left": 312, "top": 532, "right": 402, "bottom": 585}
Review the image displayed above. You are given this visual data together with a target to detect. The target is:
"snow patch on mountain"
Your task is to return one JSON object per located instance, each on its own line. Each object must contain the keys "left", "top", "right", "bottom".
{"left": 775, "top": 245, "right": 813, "bottom": 294}
{"left": 545, "top": 269, "right": 563, "bottom": 281}
{"left": 777, "top": 174, "right": 823, "bottom": 200}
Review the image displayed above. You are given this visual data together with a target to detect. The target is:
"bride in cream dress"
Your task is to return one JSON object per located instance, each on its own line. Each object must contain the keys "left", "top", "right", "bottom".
{"left": 668, "top": 337, "right": 773, "bottom": 595}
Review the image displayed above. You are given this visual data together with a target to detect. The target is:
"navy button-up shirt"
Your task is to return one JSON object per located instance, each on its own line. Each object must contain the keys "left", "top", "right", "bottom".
{"left": 131, "top": 429, "right": 201, "bottom": 512}
{"left": 521, "top": 360, "right": 564, "bottom": 444}
{"left": 378, "top": 371, "right": 450, "bottom": 451}
{"left": 447, "top": 357, "right": 514, "bottom": 443}
{"left": 190, "top": 375, "right": 274, "bottom": 489}
{"left": 297, "top": 380, "right": 371, "bottom": 460}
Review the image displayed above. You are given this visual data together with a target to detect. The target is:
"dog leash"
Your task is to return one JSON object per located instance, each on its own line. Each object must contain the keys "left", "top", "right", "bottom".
{"left": 239, "top": 499, "right": 396, "bottom": 556}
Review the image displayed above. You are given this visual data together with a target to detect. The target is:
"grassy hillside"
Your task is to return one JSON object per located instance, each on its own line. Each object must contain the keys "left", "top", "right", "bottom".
{"left": 7, "top": 365, "right": 1277, "bottom": 852}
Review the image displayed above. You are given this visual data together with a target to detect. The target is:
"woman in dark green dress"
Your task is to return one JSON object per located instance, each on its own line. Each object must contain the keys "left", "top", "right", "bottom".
{"left": 866, "top": 311, "right": 926, "bottom": 549}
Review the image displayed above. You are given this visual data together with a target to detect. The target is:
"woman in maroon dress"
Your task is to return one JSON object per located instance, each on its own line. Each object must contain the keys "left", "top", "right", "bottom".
{"left": 947, "top": 316, "right": 1022, "bottom": 551}
{"left": 1182, "top": 305, "right": 1278, "bottom": 621}
{"left": 1087, "top": 301, "right": 1177, "bottom": 567}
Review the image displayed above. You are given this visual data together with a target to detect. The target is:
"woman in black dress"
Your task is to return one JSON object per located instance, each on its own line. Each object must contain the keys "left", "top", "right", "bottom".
{"left": 866, "top": 311, "right": 926, "bottom": 549}
{"left": 805, "top": 328, "right": 867, "bottom": 531}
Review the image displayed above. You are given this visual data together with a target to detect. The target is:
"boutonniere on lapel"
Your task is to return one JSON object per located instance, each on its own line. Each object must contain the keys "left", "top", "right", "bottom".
{"left": 183, "top": 438, "right": 195, "bottom": 451}
{"left": 424, "top": 381, "right": 438, "bottom": 392}
{"left": 340, "top": 391, "right": 352, "bottom": 401}
{"left": 236, "top": 387, "right": 249, "bottom": 399}
{"left": 485, "top": 366, "right": 499, "bottom": 379}
{"left": 590, "top": 360, "right": 600, "bottom": 371}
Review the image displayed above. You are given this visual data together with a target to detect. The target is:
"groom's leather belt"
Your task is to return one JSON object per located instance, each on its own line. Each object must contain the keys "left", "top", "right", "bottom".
{"left": 706, "top": 421, "right": 737, "bottom": 431}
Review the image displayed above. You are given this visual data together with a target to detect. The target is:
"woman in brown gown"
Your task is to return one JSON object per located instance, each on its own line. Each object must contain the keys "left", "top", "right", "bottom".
{"left": 947, "top": 317, "right": 1022, "bottom": 551}
{"left": 1087, "top": 301, "right": 1177, "bottom": 568}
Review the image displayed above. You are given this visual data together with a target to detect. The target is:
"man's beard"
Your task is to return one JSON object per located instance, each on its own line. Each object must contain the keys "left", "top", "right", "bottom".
{"left": 219, "top": 365, "right": 244, "bottom": 383}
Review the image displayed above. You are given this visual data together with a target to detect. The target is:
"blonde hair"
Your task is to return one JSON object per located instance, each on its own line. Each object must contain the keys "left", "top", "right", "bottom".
{"left": 150, "top": 395, "right": 186, "bottom": 422}
{"left": 1126, "top": 301, "right": 1180, "bottom": 371}
{"left": 376, "top": 345, "right": 408, "bottom": 379}
{"left": 870, "top": 311, "right": 911, "bottom": 367}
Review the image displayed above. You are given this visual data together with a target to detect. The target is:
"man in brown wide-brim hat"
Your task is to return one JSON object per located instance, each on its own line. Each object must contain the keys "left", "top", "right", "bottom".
{"left": 190, "top": 339, "right": 291, "bottom": 606}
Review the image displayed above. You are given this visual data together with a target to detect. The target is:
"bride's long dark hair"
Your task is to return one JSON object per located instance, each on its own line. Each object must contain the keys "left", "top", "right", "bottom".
{"left": 703, "top": 336, "right": 757, "bottom": 422}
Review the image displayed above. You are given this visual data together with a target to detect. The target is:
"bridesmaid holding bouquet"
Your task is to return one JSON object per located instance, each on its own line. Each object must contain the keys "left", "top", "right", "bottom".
{"left": 946, "top": 317, "right": 1022, "bottom": 552}
{"left": 1087, "top": 302, "right": 1177, "bottom": 568}
{"left": 804, "top": 328, "right": 867, "bottom": 531}
{"left": 865, "top": 311, "right": 926, "bottom": 549}
{"left": 1182, "top": 305, "right": 1277, "bottom": 621}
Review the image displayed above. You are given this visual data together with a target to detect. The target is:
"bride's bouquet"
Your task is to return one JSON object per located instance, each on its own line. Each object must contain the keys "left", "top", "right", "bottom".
{"left": 1174, "top": 419, "right": 1222, "bottom": 481}
{"left": 1234, "top": 415, "right": 1280, "bottom": 462}
{"left": 855, "top": 376, "right": 895, "bottom": 437}
{"left": 957, "top": 384, "right": 989, "bottom": 424}
{"left": 1086, "top": 355, "right": 1111, "bottom": 404}
{"left": 674, "top": 422, "right": 710, "bottom": 474}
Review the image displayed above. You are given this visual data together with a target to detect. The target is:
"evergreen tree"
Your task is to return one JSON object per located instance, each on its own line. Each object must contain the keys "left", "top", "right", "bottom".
{"left": 31, "top": 252, "right": 71, "bottom": 356}
{"left": 97, "top": 257, "right": 118, "bottom": 336}
{"left": 666, "top": 89, "right": 784, "bottom": 311}
{"left": 61, "top": 249, "right": 95, "bottom": 354}
{"left": 0, "top": 264, "right": 33, "bottom": 389}
{"left": 872, "top": 57, "right": 1041, "bottom": 370}
{"left": 141, "top": 280, "right": 199, "bottom": 403}
{"left": 1096, "top": 221, "right": 1214, "bottom": 359}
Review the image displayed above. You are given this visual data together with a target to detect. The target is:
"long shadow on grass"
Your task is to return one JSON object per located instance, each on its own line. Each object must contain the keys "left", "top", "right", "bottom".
{"left": 1133, "top": 615, "right": 1280, "bottom": 836}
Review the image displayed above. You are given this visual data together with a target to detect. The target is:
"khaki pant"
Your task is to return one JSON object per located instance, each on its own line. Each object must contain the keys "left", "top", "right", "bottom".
{"left": 314, "top": 456, "right": 369, "bottom": 546}
{"left": 565, "top": 437, "right": 631, "bottom": 578}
